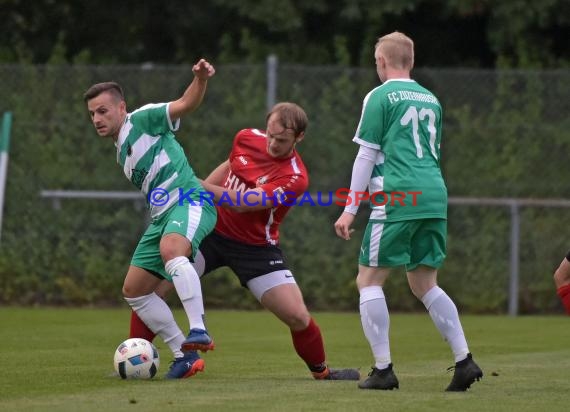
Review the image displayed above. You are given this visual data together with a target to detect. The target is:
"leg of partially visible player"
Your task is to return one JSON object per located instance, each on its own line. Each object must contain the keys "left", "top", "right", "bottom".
{"left": 257, "top": 281, "right": 325, "bottom": 374}
{"left": 248, "top": 273, "right": 359, "bottom": 380}
{"left": 553, "top": 251, "right": 570, "bottom": 315}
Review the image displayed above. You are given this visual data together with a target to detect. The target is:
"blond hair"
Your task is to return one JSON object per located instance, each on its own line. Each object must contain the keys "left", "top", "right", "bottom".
{"left": 375, "top": 31, "right": 414, "bottom": 70}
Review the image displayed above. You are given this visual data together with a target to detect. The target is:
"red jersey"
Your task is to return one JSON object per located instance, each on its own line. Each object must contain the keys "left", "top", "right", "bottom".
{"left": 215, "top": 128, "right": 309, "bottom": 246}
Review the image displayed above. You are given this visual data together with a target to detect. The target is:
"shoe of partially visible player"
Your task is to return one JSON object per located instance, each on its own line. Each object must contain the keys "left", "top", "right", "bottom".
{"left": 358, "top": 364, "right": 399, "bottom": 390}
{"left": 165, "top": 351, "right": 205, "bottom": 379}
{"left": 181, "top": 328, "right": 215, "bottom": 353}
{"left": 445, "top": 353, "right": 483, "bottom": 391}
{"left": 312, "top": 366, "right": 360, "bottom": 380}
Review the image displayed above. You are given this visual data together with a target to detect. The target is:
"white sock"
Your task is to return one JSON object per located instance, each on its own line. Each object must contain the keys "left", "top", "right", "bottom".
{"left": 359, "top": 286, "right": 391, "bottom": 370}
{"left": 125, "top": 293, "right": 185, "bottom": 358}
{"left": 421, "top": 286, "right": 469, "bottom": 362}
{"left": 165, "top": 256, "right": 206, "bottom": 331}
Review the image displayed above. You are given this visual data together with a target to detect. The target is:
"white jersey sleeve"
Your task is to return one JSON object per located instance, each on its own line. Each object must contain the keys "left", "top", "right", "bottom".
{"left": 344, "top": 145, "right": 378, "bottom": 215}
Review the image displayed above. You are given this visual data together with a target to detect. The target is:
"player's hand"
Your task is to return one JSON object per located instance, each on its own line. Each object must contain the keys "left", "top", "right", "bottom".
{"left": 334, "top": 212, "right": 356, "bottom": 240}
{"left": 193, "top": 59, "right": 215, "bottom": 80}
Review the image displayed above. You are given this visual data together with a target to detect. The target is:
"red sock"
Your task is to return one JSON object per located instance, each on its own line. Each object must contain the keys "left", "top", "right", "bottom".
{"left": 129, "top": 310, "right": 157, "bottom": 341}
{"left": 557, "top": 284, "right": 570, "bottom": 315}
{"left": 291, "top": 318, "right": 326, "bottom": 370}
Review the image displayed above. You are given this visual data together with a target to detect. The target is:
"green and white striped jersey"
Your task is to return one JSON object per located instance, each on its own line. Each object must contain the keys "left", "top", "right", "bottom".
{"left": 354, "top": 79, "right": 447, "bottom": 222}
{"left": 116, "top": 103, "right": 202, "bottom": 218}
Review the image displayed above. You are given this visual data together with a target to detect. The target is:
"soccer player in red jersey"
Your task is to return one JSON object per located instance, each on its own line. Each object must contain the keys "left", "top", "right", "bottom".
{"left": 131, "top": 102, "right": 359, "bottom": 380}
{"left": 554, "top": 250, "right": 570, "bottom": 314}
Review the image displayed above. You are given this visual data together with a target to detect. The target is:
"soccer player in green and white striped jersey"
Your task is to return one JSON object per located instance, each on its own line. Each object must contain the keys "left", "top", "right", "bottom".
{"left": 334, "top": 32, "right": 483, "bottom": 392}
{"left": 84, "top": 59, "right": 216, "bottom": 379}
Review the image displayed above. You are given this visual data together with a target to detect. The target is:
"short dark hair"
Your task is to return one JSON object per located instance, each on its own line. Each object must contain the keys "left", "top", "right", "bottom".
{"left": 266, "top": 102, "right": 308, "bottom": 137}
{"left": 83, "top": 82, "right": 125, "bottom": 102}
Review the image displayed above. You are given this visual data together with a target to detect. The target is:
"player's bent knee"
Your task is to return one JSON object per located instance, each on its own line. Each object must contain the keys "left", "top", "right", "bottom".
{"left": 160, "top": 248, "right": 186, "bottom": 264}
{"left": 159, "top": 234, "right": 192, "bottom": 263}
{"left": 122, "top": 283, "right": 147, "bottom": 299}
{"left": 282, "top": 310, "right": 311, "bottom": 330}
{"left": 289, "top": 316, "right": 310, "bottom": 331}
{"left": 122, "top": 285, "right": 136, "bottom": 298}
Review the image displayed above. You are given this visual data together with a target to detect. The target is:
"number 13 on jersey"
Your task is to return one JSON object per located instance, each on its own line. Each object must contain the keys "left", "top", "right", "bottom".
{"left": 400, "top": 106, "right": 438, "bottom": 160}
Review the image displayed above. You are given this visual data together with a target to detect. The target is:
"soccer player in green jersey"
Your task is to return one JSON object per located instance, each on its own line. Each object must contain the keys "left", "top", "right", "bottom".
{"left": 84, "top": 59, "right": 216, "bottom": 379}
{"left": 334, "top": 32, "right": 483, "bottom": 391}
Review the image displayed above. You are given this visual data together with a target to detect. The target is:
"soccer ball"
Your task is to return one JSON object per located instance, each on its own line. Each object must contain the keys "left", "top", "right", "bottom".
{"left": 113, "top": 338, "right": 160, "bottom": 379}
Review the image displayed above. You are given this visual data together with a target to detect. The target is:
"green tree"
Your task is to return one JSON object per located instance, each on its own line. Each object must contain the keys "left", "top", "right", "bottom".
{"left": 1, "top": 0, "right": 568, "bottom": 67}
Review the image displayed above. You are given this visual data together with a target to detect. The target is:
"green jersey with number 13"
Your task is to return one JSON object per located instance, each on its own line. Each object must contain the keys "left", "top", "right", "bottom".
{"left": 353, "top": 78, "right": 447, "bottom": 222}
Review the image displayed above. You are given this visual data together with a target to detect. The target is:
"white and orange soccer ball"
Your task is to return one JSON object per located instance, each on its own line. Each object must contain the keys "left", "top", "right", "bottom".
{"left": 113, "top": 338, "right": 160, "bottom": 379}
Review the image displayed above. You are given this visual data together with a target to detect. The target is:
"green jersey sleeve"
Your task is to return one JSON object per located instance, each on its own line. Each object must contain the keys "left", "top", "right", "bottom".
{"left": 130, "top": 103, "right": 180, "bottom": 135}
{"left": 353, "top": 87, "right": 386, "bottom": 150}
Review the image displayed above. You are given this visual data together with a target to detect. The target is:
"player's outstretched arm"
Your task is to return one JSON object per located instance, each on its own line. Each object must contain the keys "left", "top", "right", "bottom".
{"left": 169, "top": 58, "right": 215, "bottom": 121}
{"left": 201, "top": 179, "right": 271, "bottom": 213}
{"left": 201, "top": 159, "right": 287, "bottom": 212}
{"left": 204, "top": 160, "right": 230, "bottom": 186}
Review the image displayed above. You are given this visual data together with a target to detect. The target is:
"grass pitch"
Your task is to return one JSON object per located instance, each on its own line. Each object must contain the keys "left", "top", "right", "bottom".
{"left": 0, "top": 308, "right": 568, "bottom": 411}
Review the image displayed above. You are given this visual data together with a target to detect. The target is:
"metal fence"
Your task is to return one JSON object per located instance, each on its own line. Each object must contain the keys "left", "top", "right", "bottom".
{"left": 37, "top": 191, "right": 570, "bottom": 316}
{"left": 0, "top": 60, "right": 568, "bottom": 313}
